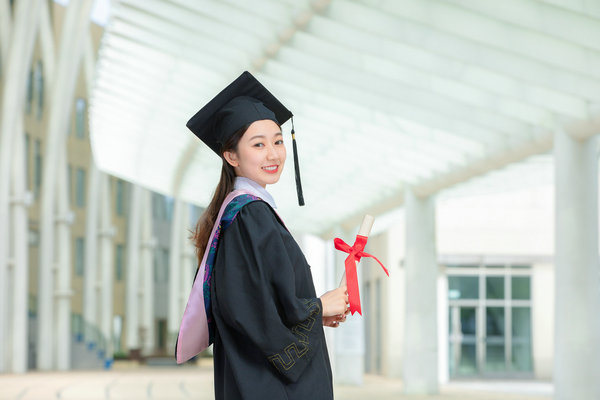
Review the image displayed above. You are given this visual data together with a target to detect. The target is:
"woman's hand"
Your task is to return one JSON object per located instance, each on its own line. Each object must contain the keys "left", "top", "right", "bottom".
{"left": 322, "top": 309, "right": 350, "bottom": 328}
{"left": 320, "top": 286, "right": 349, "bottom": 317}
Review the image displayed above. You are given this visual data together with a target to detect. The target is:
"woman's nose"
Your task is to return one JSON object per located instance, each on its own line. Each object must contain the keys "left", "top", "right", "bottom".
{"left": 266, "top": 144, "right": 277, "bottom": 159}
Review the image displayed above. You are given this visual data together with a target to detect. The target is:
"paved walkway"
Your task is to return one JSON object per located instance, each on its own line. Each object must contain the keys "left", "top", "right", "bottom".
{"left": 1, "top": 361, "right": 553, "bottom": 400}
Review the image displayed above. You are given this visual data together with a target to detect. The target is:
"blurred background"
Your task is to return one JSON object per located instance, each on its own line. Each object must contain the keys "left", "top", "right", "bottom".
{"left": 1, "top": 0, "right": 599, "bottom": 399}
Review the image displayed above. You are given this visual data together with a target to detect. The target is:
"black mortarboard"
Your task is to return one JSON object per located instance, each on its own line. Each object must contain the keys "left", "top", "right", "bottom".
{"left": 186, "top": 71, "right": 304, "bottom": 206}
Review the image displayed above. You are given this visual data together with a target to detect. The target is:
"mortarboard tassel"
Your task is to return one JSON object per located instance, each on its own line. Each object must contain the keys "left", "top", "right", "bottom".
{"left": 291, "top": 117, "right": 305, "bottom": 206}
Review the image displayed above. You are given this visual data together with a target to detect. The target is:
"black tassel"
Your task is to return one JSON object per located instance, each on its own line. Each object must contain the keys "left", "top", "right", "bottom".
{"left": 291, "top": 117, "right": 305, "bottom": 206}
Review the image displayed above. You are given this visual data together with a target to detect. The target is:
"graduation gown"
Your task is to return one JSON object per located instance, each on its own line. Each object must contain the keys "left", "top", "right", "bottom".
{"left": 210, "top": 200, "right": 334, "bottom": 400}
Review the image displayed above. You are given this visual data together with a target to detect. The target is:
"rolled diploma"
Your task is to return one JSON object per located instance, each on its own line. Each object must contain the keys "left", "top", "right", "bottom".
{"left": 339, "top": 214, "right": 375, "bottom": 287}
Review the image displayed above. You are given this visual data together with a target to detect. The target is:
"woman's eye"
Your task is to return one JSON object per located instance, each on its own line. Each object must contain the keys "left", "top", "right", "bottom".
{"left": 253, "top": 143, "right": 264, "bottom": 148}
{"left": 275, "top": 139, "right": 284, "bottom": 145}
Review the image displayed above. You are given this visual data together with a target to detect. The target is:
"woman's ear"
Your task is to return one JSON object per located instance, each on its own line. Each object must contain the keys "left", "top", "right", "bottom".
{"left": 223, "top": 150, "right": 239, "bottom": 167}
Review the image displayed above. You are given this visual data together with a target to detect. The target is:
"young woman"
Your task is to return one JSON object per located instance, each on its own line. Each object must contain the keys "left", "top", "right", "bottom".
{"left": 177, "top": 72, "right": 348, "bottom": 399}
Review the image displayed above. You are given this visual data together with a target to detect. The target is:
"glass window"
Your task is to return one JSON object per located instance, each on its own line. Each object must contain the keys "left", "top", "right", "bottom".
{"left": 486, "top": 307, "right": 505, "bottom": 337}
{"left": 67, "top": 164, "right": 73, "bottom": 203}
{"left": 165, "top": 196, "right": 174, "bottom": 221}
{"left": 75, "top": 98, "right": 86, "bottom": 139}
{"left": 34, "top": 139, "right": 42, "bottom": 198}
{"left": 457, "top": 343, "right": 477, "bottom": 375}
{"left": 116, "top": 179, "right": 125, "bottom": 215}
{"left": 512, "top": 276, "right": 531, "bottom": 300}
{"left": 486, "top": 264, "right": 504, "bottom": 269}
{"left": 76, "top": 168, "right": 86, "bottom": 207}
{"left": 25, "top": 134, "right": 31, "bottom": 190}
{"left": 26, "top": 68, "right": 34, "bottom": 114}
{"left": 34, "top": 60, "right": 44, "bottom": 120}
{"left": 154, "top": 248, "right": 169, "bottom": 283}
{"left": 512, "top": 307, "right": 533, "bottom": 371}
{"left": 75, "top": 237, "right": 85, "bottom": 276}
{"left": 460, "top": 307, "right": 476, "bottom": 335}
{"left": 485, "top": 344, "right": 505, "bottom": 372}
{"left": 448, "top": 276, "right": 479, "bottom": 299}
{"left": 115, "top": 244, "right": 124, "bottom": 281}
{"left": 486, "top": 276, "right": 504, "bottom": 299}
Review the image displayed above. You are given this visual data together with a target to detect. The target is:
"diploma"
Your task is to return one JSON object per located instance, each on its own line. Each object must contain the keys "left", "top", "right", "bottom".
{"left": 339, "top": 215, "right": 375, "bottom": 287}
{"left": 334, "top": 214, "right": 388, "bottom": 315}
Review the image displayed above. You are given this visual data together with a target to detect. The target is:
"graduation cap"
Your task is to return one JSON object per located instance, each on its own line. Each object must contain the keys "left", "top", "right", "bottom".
{"left": 187, "top": 71, "right": 304, "bottom": 206}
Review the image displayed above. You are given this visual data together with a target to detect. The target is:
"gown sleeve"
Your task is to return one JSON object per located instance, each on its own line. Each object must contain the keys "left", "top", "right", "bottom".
{"left": 213, "top": 201, "right": 324, "bottom": 383}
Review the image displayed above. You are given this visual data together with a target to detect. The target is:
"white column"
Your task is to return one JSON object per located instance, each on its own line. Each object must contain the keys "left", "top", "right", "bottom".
{"left": 37, "top": 0, "right": 93, "bottom": 370}
{"left": 333, "top": 227, "right": 365, "bottom": 386}
{"left": 99, "top": 174, "right": 114, "bottom": 368}
{"left": 180, "top": 204, "right": 194, "bottom": 314}
{"left": 553, "top": 129, "right": 600, "bottom": 400}
{"left": 140, "top": 189, "right": 156, "bottom": 357}
{"left": 0, "top": 0, "right": 41, "bottom": 373}
{"left": 0, "top": 0, "right": 12, "bottom": 66}
{"left": 83, "top": 161, "right": 100, "bottom": 345}
{"left": 125, "top": 184, "right": 142, "bottom": 354}
{"left": 10, "top": 118, "right": 31, "bottom": 373}
{"left": 403, "top": 187, "right": 438, "bottom": 394}
{"left": 54, "top": 135, "right": 73, "bottom": 371}
{"left": 168, "top": 199, "right": 183, "bottom": 350}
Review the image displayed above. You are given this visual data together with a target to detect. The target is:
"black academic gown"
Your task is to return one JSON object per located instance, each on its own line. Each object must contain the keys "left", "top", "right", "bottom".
{"left": 211, "top": 200, "right": 334, "bottom": 400}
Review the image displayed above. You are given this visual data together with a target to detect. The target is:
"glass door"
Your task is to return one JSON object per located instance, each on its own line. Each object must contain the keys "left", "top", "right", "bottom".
{"left": 449, "top": 306, "right": 478, "bottom": 377}
{"left": 448, "top": 269, "right": 533, "bottom": 378}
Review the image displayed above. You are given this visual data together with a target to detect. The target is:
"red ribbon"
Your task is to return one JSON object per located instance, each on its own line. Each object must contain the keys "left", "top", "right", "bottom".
{"left": 334, "top": 235, "right": 389, "bottom": 315}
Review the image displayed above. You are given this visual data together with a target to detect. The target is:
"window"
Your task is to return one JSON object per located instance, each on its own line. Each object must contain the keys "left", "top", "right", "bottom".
{"left": 116, "top": 179, "right": 125, "bottom": 216}
{"left": 76, "top": 168, "right": 86, "bottom": 207}
{"left": 154, "top": 248, "right": 169, "bottom": 283}
{"left": 34, "top": 139, "right": 42, "bottom": 198}
{"left": 26, "top": 68, "right": 33, "bottom": 114}
{"left": 448, "top": 264, "right": 532, "bottom": 377}
{"left": 115, "top": 244, "right": 124, "bottom": 281}
{"left": 448, "top": 276, "right": 478, "bottom": 299}
{"left": 165, "top": 196, "right": 174, "bottom": 221}
{"left": 25, "top": 134, "right": 31, "bottom": 190}
{"left": 67, "top": 164, "right": 73, "bottom": 204}
{"left": 34, "top": 61, "right": 44, "bottom": 120}
{"left": 75, "top": 237, "right": 85, "bottom": 276}
{"left": 75, "top": 98, "right": 87, "bottom": 139}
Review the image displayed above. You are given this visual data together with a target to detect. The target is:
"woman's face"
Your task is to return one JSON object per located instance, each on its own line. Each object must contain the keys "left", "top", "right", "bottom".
{"left": 224, "top": 119, "right": 286, "bottom": 188}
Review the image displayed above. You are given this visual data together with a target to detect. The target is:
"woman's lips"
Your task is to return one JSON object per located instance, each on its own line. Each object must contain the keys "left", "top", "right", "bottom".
{"left": 262, "top": 165, "right": 279, "bottom": 174}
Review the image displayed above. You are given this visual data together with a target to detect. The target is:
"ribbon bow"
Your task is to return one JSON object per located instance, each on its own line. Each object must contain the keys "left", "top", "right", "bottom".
{"left": 334, "top": 235, "right": 389, "bottom": 315}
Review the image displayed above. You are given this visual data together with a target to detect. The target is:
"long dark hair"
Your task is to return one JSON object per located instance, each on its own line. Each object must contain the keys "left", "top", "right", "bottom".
{"left": 191, "top": 125, "right": 248, "bottom": 265}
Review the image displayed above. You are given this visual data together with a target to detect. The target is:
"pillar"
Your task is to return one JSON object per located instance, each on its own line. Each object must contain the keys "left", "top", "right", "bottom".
{"left": 140, "top": 189, "right": 156, "bottom": 356}
{"left": 403, "top": 187, "right": 438, "bottom": 394}
{"left": 99, "top": 174, "right": 114, "bottom": 368}
{"left": 125, "top": 184, "right": 142, "bottom": 355}
{"left": 10, "top": 118, "right": 31, "bottom": 373}
{"left": 167, "top": 199, "right": 183, "bottom": 350}
{"left": 0, "top": 0, "right": 41, "bottom": 373}
{"left": 55, "top": 139, "right": 73, "bottom": 371}
{"left": 37, "top": 0, "right": 93, "bottom": 370}
{"left": 553, "top": 129, "right": 600, "bottom": 400}
{"left": 83, "top": 161, "right": 100, "bottom": 346}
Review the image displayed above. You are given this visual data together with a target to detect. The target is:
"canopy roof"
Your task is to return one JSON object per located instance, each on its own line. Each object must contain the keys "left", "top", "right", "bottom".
{"left": 90, "top": 0, "right": 600, "bottom": 235}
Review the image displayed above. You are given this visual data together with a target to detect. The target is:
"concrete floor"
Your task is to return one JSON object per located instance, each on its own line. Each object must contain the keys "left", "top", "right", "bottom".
{"left": 0, "top": 361, "right": 553, "bottom": 400}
